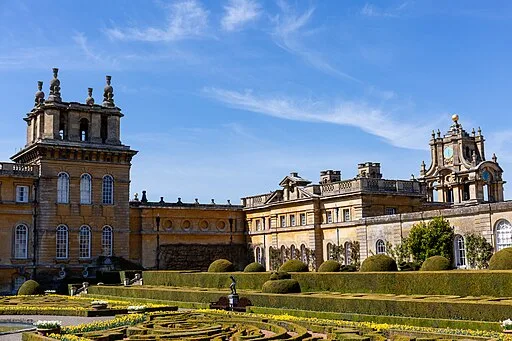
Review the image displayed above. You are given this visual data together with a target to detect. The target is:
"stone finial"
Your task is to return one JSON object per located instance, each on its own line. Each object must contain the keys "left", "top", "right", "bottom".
{"left": 227, "top": 199, "right": 231, "bottom": 205}
{"left": 437, "top": 129, "right": 441, "bottom": 138}
{"left": 478, "top": 127, "right": 482, "bottom": 136}
{"left": 211, "top": 199, "right": 215, "bottom": 205}
{"left": 34, "top": 81, "right": 45, "bottom": 106}
{"left": 410, "top": 174, "right": 415, "bottom": 180}
{"left": 133, "top": 193, "right": 139, "bottom": 201}
{"left": 86, "top": 87, "right": 94, "bottom": 105}
{"left": 103, "top": 75, "right": 115, "bottom": 107}
{"left": 159, "top": 196, "right": 165, "bottom": 204}
{"left": 48, "top": 68, "right": 62, "bottom": 102}
{"left": 420, "top": 161, "right": 426, "bottom": 176}
{"left": 141, "top": 190, "right": 148, "bottom": 203}
{"left": 472, "top": 128, "right": 476, "bottom": 136}
{"left": 431, "top": 130, "right": 435, "bottom": 139}
{"left": 472, "top": 151, "right": 477, "bottom": 166}
{"left": 177, "top": 197, "right": 182, "bottom": 204}
{"left": 195, "top": 198, "right": 199, "bottom": 204}
{"left": 493, "top": 153, "right": 498, "bottom": 163}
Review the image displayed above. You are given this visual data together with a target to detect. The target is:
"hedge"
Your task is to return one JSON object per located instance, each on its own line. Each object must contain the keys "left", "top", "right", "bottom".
{"left": 360, "top": 255, "right": 397, "bottom": 272}
{"left": 208, "top": 259, "right": 234, "bottom": 272}
{"left": 88, "top": 285, "right": 512, "bottom": 322}
{"left": 261, "top": 279, "right": 301, "bottom": 293}
{"left": 318, "top": 260, "right": 341, "bottom": 272}
{"left": 143, "top": 270, "right": 512, "bottom": 297}
{"left": 278, "top": 260, "right": 308, "bottom": 272}
{"left": 420, "top": 256, "right": 451, "bottom": 271}
{"left": 489, "top": 247, "right": 512, "bottom": 270}
{"left": 244, "top": 262, "right": 266, "bottom": 272}
{"left": 143, "top": 271, "right": 270, "bottom": 289}
{"left": 18, "top": 280, "right": 42, "bottom": 295}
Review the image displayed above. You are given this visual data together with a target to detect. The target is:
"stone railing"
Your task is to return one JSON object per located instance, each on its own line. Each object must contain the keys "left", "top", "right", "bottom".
{"left": 0, "top": 163, "right": 38, "bottom": 177}
{"left": 321, "top": 178, "right": 424, "bottom": 196}
{"left": 242, "top": 193, "right": 274, "bottom": 208}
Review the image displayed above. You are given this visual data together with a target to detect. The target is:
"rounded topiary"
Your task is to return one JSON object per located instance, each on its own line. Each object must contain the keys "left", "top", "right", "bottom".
{"left": 17, "top": 279, "right": 42, "bottom": 295}
{"left": 269, "top": 272, "right": 291, "bottom": 280}
{"left": 318, "top": 260, "right": 341, "bottom": 272}
{"left": 340, "top": 264, "right": 358, "bottom": 272}
{"left": 489, "top": 247, "right": 512, "bottom": 270}
{"left": 360, "top": 254, "right": 398, "bottom": 272}
{"left": 244, "top": 262, "right": 266, "bottom": 272}
{"left": 420, "top": 256, "right": 452, "bottom": 271}
{"left": 208, "top": 259, "right": 234, "bottom": 272}
{"left": 278, "top": 259, "right": 308, "bottom": 272}
{"left": 262, "top": 279, "right": 301, "bottom": 293}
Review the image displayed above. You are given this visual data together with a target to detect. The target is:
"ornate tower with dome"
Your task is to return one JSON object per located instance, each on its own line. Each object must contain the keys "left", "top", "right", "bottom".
{"left": 419, "top": 114, "right": 504, "bottom": 204}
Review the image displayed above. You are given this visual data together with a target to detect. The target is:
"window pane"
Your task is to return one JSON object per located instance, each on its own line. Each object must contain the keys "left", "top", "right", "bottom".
{"left": 496, "top": 220, "right": 512, "bottom": 251}
{"left": 102, "top": 226, "right": 113, "bottom": 256}
{"left": 80, "top": 174, "right": 92, "bottom": 204}
{"left": 56, "top": 226, "right": 68, "bottom": 259}
{"left": 79, "top": 226, "right": 91, "bottom": 259}
{"left": 57, "top": 173, "right": 69, "bottom": 204}
{"left": 102, "top": 176, "right": 114, "bottom": 204}
{"left": 14, "top": 225, "right": 28, "bottom": 259}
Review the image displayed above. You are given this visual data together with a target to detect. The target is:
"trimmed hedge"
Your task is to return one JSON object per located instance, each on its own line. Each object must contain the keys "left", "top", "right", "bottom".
{"left": 17, "top": 280, "right": 42, "bottom": 295}
{"left": 360, "top": 255, "right": 397, "bottom": 272}
{"left": 208, "top": 259, "right": 234, "bottom": 272}
{"left": 420, "top": 256, "right": 451, "bottom": 271}
{"left": 279, "top": 260, "right": 308, "bottom": 272}
{"left": 143, "top": 271, "right": 270, "bottom": 289}
{"left": 88, "top": 285, "right": 512, "bottom": 322}
{"left": 244, "top": 262, "right": 266, "bottom": 272}
{"left": 318, "top": 260, "right": 341, "bottom": 272}
{"left": 270, "top": 272, "right": 291, "bottom": 280}
{"left": 262, "top": 279, "right": 301, "bottom": 294}
{"left": 489, "top": 247, "right": 512, "bottom": 270}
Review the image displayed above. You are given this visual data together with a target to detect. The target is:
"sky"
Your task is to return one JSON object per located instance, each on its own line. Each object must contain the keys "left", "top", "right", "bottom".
{"left": 1, "top": 0, "right": 512, "bottom": 204}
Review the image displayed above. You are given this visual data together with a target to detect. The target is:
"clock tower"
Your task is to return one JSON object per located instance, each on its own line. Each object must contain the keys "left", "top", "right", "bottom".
{"left": 419, "top": 115, "right": 504, "bottom": 204}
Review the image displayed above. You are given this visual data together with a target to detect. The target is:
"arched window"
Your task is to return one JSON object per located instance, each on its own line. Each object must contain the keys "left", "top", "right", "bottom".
{"left": 79, "top": 226, "right": 91, "bottom": 259}
{"left": 454, "top": 235, "right": 466, "bottom": 268}
{"left": 102, "top": 175, "right": 114, "bottom": 204}
{"left": 102, "top": 226, "right": 113, "bottom": 256}
{"left": 326, "top": 242, "right": 334, "bottom": 260}
{"left": 344, "top": 241, "right": 352, "bottom": 265}
{"left": 80, "top": 174, "right": 92, "bottom": 204}
{"left": 300, "top": 244, "right": 307, "bottom": 263}
{"left": 290, "top": 245, "right": 296, "bottom": 259}
{"left": 57, "top": 172, "right": 69, "bottom": 204}
{"left": 56, "top": 225, "right": 69, "bottom": 259}
{"left": 496, "top": 220, "right": 512, "bottom": 251}
{"left": 376, "top": 239, "right": 386, "bottom": 254}
{"left": 280, "top": 245, "right": 286, "bottom": 263}
{"left": 79, "top": 118, "right": 89, "bottom": 142}
{"left": 14, "top": 224, "right": 28, "bottom": 259}
{"left": 255, "top": 247, "right": 263, "bottom": 265}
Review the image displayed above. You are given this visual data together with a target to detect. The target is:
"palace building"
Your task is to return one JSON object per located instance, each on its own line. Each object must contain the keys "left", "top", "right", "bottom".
{"left": 1, "top": 70, "right": 512, "bottom": 293}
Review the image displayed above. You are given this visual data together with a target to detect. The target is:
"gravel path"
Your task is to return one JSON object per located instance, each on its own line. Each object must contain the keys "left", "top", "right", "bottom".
{"left": 0, "top": 315, "right": 113, "bottom": 341}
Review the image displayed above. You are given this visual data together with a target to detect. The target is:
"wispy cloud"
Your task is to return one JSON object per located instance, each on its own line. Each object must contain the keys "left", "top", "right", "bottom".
{"left": 105, "top": 0, "right": 209, "bottom": 42}
{"left": 361, "top": 2, "right": 409, "bottom": 18}
{"left": 221, "top": 0, "right": 261, "bottom": 31}
{"left": 203, "top": 87, "right": 437, "bottom": 150}
{"left": 271, "top": 1, "right": 361, "bottom": 82}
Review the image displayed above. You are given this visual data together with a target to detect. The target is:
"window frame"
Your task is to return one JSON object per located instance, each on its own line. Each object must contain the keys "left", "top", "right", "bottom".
{"left": 280, "top": 216, "right": 286, "bottom": 228}
{"left": 454, "top": 234, "right": 466, "bottom": 268}
{"left": 80, "top": 173, "right": 92, "bottom": 204}
{"left": 102, "top": 175, "right": 114, "bottom": 205}
{"left": 14, "top": 224, "right": 28, "bottom": 259}
{"left": 376, "top": 239, "right": 386, "bottom": 255}
{"left": 326, "top": 210, "right": 333, "bottom": 224}
{"left": 385, "top": 207, "right": 397, "bottom": 215}
{"left": 495, "top": 219, "right": 512, "bottom": 251}
{"left": 290, "top": 214, "right": 296, "bottom": 227}
{"left": 343, "top": 208, "right": 351, "bottom": 222}
{"left": 56, "top": 225, "right": 69, "bottom": 259}
{"left": 102, "top": 226, "right": 113, "bottom": 256}
{"left": 16, "top": 185, "right": 30, "bottom": 203}
{"left": 300, "top": 213, "right": 306, "bottom": 226}
{"left": 79, "top": 225, "right": 91, "bottom": 259}
{"left": 57, "top": 172, "right": 70, "bottom": 204}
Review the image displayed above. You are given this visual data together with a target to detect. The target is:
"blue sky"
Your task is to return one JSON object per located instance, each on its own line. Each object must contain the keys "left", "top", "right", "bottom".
{"left": 1, "top": 0, "right": 512, "bottom": 203}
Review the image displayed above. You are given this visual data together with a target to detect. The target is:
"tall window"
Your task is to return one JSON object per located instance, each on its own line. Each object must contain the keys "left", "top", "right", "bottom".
{"left": 102, "top": 226, "right": 113, "bottom": 256}
{"left": 56, "top": 225, "right": 69, "bottom": 259}
{"left": 80, "top": 174, "right": 92, "bottom": 204}
{"left": 16, "top": 186, "right": 29, "bottom": 203}
{"left": 280, "top": 245, "right": 286, "bottom": 263}
{"left": 290, "top": 244, "right": 296, "bottom": 259}
{"left": 102, "top": 175, "right": 114, "bottom": 204}
{"left": 300, "top": 244, "right": 307, "bottom": 263}
{"left": 454, "top": 235, "right": 466, "bottom": 268}
{"left": 79, "top": 226, "right": 91, "bottom": 259}
{"left": 344, "top": 241, "right": 352, "bottom": 265}
{"left": 255, "top": 219, "right": 261, "bottom": 231}
{"left": 79, "top": 118, "right": 89, "bottom": 142}
{"left": 14, "top": 224, "right": 28, "bottom": 259}
{"left": 343, "top": 209, "right": 351, "bottom": 222}
{"left": 495, "top": 220, "right": 512, "bottom": 251}
{"left": 255, "top": 247, "right": 263, "bottom": 265}
{"left": 57, "top": 172, "right": 69, "bottom": 204}
{"left": 290, "top": 215, "right": 296, "bottom": 226}
{"left": 376, "top": 239, "right": 386, "bottom": 254}
{"left": 327, "top": 211, "right": 333, "bottom": 223}
{"left": 300, "top": 213, "right": 306, "bottom": 225}
{"left": 280, "top": 216, "right": 286, "bottom": 228}
{"left": 326, "top": 242, "right": 334, "bottom": 260}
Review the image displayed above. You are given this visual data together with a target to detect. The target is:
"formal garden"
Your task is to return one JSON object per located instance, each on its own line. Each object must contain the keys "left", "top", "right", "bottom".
{"left": 6, "top": 217, "right": 512, "bottom": 340}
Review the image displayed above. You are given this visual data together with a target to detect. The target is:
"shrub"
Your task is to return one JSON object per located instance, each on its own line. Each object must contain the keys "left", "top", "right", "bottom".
{"left": 261, "top": 279, "right": 301, "bottom": 294}
{"left": 18, "top": 280, "right": 42, "bottom": 295}
{"left": 399, "top": 261, "right": 421, "bottom": 271}
{"left": 208, "top": 259, "right": 234, "bottom": 273}
{"left": 244, "top": 262, "right": 266, "bottom": 272}
{"left": 407, "top": 217, "right": 454, "bottom": 262}
{"left": 318, "top": 260, "right": 341, "bottom": 272}
{"left": 278, "top": 259, "right": 308, "bottom": 272}
{"left": 420, "top": 256, "right": 451, "bottom": 271}
{"left": 270, "top": 272, "right": 291, "bottom": 280}
{"left": 489, "top": 247, "right": 512, "bottom": 270}
{"left": 340, "top": 264, "right": 358, "bottom": 272}
{"left": 466, "top": 234, "right": 494, "bottom": 269}
{"left": 360, "top": 255, "right": 397, "bottom": 272}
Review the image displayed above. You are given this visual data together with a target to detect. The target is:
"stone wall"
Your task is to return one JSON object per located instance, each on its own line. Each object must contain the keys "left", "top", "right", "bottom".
{"left": 159, "top": 244, "right": 252, "bottom": 271}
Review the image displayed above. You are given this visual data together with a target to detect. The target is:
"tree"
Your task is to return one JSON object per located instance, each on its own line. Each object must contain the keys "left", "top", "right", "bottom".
{"left": 386, "top": 239, "right": 411, "bottom": 264}
{"left": 407, "top": 217, "right": 454, "bottom": 262}
{"left": 465, "top": 233, "right": 493, "bottom": 269}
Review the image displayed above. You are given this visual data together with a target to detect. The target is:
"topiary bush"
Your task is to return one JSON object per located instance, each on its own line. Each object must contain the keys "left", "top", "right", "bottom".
{"left": 360, "top": 255, "right": 398, "bottom": 272}
{"left": 340, "top": 264, "right": 358, "bottom": 272}
{"left": 318, "top": 260, "right": 341, "bottom": 272}
{"left": 17, "top": 279, "right": 42, "bottom": 295}
{"left": 420, "top": 256, "right": 452, "bottom": 271}
{"left": 278, "top": 259, "right": 308, "bottom": 272}
{"left": 399, "top": 261, "right": 421, "bottom": 271}
{"left": 262, "top": 279, "right": 301, "bottom": 293}
{"left": 489, "top": 247, "right": 512, "bottom": 270}
{"left": 269, "top": 272, "right": 291, "bottom": 280}
{"left": 208, "top": 259, "right": 234, "bottom": 273}
{"left": 244, "top": 262, "right": 266, "bottom": 272}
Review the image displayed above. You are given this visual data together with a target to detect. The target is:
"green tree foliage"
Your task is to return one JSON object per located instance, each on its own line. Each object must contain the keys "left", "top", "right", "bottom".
{"left": 465, "top": 233, "right": 493, "bottom": 269}
{"left": 385, "top": 239, "right": 411, "bottom": 264}
{"left": 407, "top": 217, "right": 454, "bottom": 262}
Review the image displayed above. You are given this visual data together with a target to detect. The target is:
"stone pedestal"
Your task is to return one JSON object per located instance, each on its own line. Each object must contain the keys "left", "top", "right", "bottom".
{"left": 228, "top": 294, "right": 239, "bottom": 309}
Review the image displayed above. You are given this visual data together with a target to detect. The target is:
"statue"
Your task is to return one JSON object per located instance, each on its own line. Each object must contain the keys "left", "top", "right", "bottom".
{"left": 229, "top": 275, "right": 237, "bottom": 295}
